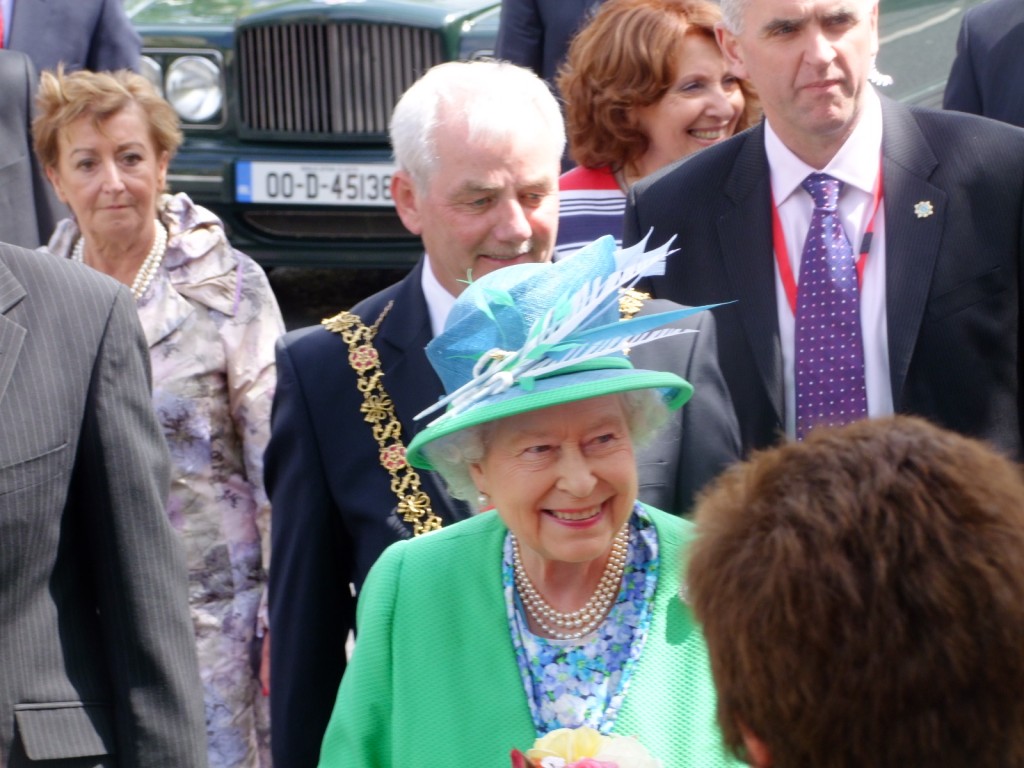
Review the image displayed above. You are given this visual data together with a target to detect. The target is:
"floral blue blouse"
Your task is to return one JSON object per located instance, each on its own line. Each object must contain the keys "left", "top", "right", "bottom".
{"left": 503, "top": 503, "right": 659, "bottom": 736}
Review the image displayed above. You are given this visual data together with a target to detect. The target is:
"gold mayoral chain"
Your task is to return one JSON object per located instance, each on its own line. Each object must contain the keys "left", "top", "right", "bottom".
{"left": 323, "top": 302, "right": 443, "bottom": 537}
{"left": 617, "top": 287, "right": 649, "bottom": 321}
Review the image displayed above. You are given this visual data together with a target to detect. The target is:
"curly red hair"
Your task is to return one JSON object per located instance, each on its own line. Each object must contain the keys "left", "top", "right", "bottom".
{"left": 557, "top": 0, "right": 759, "bottom": 171}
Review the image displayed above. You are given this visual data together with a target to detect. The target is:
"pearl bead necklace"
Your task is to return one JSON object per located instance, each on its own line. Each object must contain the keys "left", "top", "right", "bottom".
{"left": 513, "top": 524, "right": 629, "bottom": 640}
{"left": 72, "top": 219, "right": 168, "bottom": 301}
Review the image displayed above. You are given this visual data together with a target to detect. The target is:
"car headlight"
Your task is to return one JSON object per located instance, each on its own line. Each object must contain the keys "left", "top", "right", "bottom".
{"left": 140, "top": 55, "right": 164, "bottom": 97}
{"left": 165, "top": 56, "right": 223, "bottom": 123}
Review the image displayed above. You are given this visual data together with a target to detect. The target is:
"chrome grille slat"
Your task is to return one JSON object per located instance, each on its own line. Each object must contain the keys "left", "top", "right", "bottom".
{"left": 272, "top": 26, "right": 287, "bottom": 131}
{"left": 238, "top": 22, "right": 445, "bottom": 138}
{"left": 315, "top": 25, "right": 330, "bottom": 133}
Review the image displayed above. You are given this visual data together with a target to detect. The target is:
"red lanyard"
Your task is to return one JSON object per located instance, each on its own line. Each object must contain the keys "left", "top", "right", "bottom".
{"left": 772, "top": 161, "right": 884, "bottom": 315}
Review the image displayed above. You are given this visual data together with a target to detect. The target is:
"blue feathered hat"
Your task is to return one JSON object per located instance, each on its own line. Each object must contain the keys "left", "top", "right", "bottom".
{"left": 406, "top": 235, "right": 720, "bottom": 470}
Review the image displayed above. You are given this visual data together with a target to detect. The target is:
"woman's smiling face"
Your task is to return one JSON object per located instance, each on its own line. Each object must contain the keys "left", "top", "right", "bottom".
{"left": 469, "top": 395, "right": 637, "bottom": 567}
{"left": 632, "top": 34, "right": 745, "bottom": 178}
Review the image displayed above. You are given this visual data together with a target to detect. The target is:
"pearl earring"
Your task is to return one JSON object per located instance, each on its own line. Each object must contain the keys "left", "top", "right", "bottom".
{"left": 477, "top": 491, "right": 491, "bottom": 510}
{"left": 868, "top": 58, "right": 893, "bottom": 87}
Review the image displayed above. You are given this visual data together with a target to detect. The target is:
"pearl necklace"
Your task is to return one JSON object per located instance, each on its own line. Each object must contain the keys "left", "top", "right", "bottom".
{"left": 72, "top": 219, "right": 168, "bottom": 301}
{"left": 513, "top": 524, "right": 629, "bottom": 640}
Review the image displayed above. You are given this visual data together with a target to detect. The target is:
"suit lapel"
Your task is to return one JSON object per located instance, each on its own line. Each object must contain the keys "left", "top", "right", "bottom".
{"left": 8, "top": 0, "right": 49, "bottom": 45}
{"left": 376, "top": 261, "right": 445, "bottom": 434}
{"left": 0, "top": 258, "right": 27, "bottom": 408}
{"left": 375, "top": 261, "right": 469, "bottom": 523}
{"left": 717, "top": 126, "right": 785, "bottom": 425}
{"left": 879, "top": 99, "right": 946, "bottom": 408}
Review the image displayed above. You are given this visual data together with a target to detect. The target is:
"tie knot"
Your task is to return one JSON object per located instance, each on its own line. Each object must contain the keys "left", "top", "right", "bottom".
{"left": 802, "top": 173, "right": 842, "bottom": 211}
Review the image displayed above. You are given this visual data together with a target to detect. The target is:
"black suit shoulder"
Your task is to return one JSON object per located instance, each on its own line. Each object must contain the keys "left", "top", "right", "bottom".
{"left": 348, "top": 272, "right": 411, "bottom": 319}
{"left": 626, "top": 127, "right": 767, "bottom": 259}
{"left": 943, "top": 6, "right": 1024, "bottom": 129}
{"left": 904, "top": 97, "right": 1024, "bottom": 134}
{"left": 275, "top": 267, "right": 420, "bottom": 384}
{"left": 886, "top": 100, "right": 1024, "bottom": 190}
{"left": 964, "top": 0, "right": 1024, "bottom": 28}
{"left": 632, "top": 127, "right": 755, "bottom": 201}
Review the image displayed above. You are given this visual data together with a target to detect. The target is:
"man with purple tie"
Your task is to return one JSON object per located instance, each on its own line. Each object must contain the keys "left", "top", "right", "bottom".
{"left": 943, "top": 0, "right": 1024, "bottom": 129}
{"left": 623, "top": 0, "right": 1024, "bottom": 458}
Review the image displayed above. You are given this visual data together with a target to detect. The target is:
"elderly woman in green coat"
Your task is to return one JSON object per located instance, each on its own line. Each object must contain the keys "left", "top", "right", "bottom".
{"left": 317, "top": 237, "right": 738, "bottom": 767}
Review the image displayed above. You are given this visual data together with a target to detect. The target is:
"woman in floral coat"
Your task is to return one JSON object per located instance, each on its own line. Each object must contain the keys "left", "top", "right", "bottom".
{"left": 34, "top": 68, "right": 284, "bottom": 768}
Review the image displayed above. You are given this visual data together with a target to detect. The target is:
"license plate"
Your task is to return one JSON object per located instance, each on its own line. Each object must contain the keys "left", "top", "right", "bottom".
{"left": 235, "top": 161, "right": 395, "bottom": 206}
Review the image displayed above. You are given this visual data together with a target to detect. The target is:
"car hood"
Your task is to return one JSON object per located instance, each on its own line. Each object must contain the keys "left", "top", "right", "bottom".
{"left": 127, "top": 0, "right": 498, "bottom": 27}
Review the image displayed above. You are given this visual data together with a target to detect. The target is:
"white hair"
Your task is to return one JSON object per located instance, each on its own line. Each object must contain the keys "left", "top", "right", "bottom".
{"left": 718, "top": 0, "right": 748, "bottom": 33}
{"left": 422, "top": 389, "right": 671, "bottom": 504}
{"left": 388, "top": 60, "right": 566, "bottom": 190}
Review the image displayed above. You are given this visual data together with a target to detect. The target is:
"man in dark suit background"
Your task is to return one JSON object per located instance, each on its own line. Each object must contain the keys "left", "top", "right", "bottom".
{"left": 625, "top": 0, "right": 1024, "bottom": 458}
{"left": 3, "top": 0, "right": 140, "bottom": 74}
{"left": 943, "top": 0, "right": 1024, "bottom": 128}
{"left": 495, "top": 0, "right": 605, "bottom": 85}
{"left": 0, "top": 243, "right": 205, "bottom": 765}
{"left": 0, "top": 49, "right": 64, "bottom": 248}
{"left": 495, "top": 0, "right": 607, "bottom": 170}
{"left": 266, "top": 59, "right": 739, "bottom": 768}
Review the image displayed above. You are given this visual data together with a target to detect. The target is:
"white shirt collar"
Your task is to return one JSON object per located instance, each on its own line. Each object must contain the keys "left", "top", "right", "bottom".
{"left": 420, "top": 255, "right": 457, "bottom": 338}
{"left": 766, "top": 86, "right": 884, "bottom": 204}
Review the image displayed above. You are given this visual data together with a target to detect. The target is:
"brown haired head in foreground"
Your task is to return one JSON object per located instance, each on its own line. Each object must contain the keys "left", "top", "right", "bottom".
{"left": 687, "top": 416, "right": 1024, "bottom": 768}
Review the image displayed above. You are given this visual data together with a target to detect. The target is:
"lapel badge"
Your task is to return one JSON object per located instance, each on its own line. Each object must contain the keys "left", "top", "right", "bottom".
{"left": 914, "top": 200, "right": 934, "bottom": 219}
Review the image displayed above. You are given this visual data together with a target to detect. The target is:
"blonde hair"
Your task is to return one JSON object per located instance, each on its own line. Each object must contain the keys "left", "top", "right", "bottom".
{"left": 33, "top": 68, "right": 182, "bottom": 171}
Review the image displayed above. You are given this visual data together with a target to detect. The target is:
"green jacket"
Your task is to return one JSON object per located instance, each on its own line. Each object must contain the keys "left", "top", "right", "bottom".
{"left": 318, "top": 506, "right": 736, "bottom": 767}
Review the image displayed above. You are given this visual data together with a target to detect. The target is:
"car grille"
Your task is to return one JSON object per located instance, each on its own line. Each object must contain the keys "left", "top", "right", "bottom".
{"left": 237, "top": 22, "right": 445, "bottom": 138}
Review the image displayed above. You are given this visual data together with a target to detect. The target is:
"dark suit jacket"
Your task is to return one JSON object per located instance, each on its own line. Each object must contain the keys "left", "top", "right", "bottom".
{"left": 943, "top": 0, "right": 1024, "bottom": 128}
{"left": 0, "top": 244, "right": 206, "bottom": 766}
{"left": 625, "top": 97, "right": 1024, "bottom": 460}
{"left": 8, "top": 0, "right": 141, "bottom": 73}
{"left": 265, "top": 258, "right": 739, "bottom": 768}
{"left": 0, "top": 50, "right": 65, "bottom": 249}
{"left": 495, "top": 0, "right": 605, "bottom": 83}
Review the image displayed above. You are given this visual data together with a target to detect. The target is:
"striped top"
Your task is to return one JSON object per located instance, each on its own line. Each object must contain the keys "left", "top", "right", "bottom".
{"left": 555, "top": 165, "right": 627, "bottom": 260}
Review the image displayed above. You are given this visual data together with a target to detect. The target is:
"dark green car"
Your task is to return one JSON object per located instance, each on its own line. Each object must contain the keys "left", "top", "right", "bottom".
{"left": 130, "top": 0, "right": 499, "bottom": 268}
{"left": 129, "top": 0, "right": 978, "bottom": 268}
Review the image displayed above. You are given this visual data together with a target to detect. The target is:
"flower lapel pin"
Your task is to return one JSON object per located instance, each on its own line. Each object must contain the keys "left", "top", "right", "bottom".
{"left": 914, "top": 200, "right": 934, "bottom": 219}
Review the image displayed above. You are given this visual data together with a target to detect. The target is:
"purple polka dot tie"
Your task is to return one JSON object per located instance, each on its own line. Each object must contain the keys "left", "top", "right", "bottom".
{"left": 795, "top": 173, "right": 867, "bottom": 440}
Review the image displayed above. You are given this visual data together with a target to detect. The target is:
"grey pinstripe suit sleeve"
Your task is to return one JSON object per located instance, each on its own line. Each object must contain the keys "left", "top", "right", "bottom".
{"left": 0, "top": 245, "right": 206, "bottom": 766}
{"left": 76, "top": 284, "right": 208, "bottom": 766}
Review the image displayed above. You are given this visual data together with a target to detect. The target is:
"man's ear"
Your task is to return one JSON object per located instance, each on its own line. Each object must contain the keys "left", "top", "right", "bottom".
{"left": 391, "top": 171, "right": 423, "bottom": 235}
{"left": 741, "top": 726, "right": 772, "bottom": 768}
{"left": 716, "top": 23, "right": 750, "bottom": 80}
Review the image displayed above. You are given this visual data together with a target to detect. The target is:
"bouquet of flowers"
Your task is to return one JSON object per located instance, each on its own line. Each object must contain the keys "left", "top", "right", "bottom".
{"left": 510, "top": 727, "right": 663, "bottom": 768}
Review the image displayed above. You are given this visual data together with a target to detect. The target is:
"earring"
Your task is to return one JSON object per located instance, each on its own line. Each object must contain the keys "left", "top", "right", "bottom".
{"left": 477, "top": 491, "right": 491, "bottom": 511}
{"left": 868, "top": 57, "right": 893, "bottom": 87}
